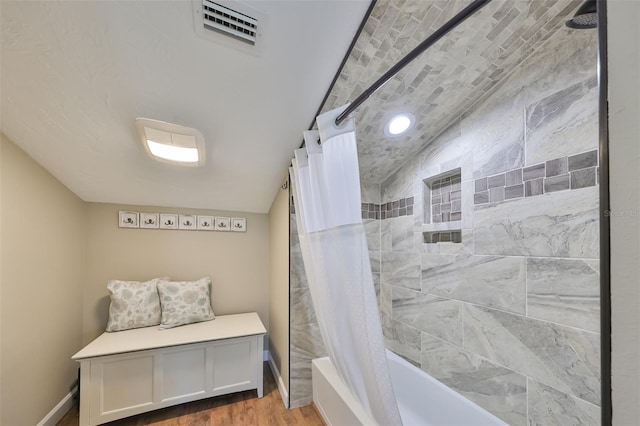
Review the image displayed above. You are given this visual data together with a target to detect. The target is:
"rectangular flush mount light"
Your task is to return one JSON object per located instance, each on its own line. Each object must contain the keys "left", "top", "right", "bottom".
{"left": 135, "top": 118, "right": 206, "bottom": 167}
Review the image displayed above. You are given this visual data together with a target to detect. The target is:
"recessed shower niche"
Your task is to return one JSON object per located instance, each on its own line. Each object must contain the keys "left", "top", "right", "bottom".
{"left": 422, "top": 168, "right": 464, "bottom": 244}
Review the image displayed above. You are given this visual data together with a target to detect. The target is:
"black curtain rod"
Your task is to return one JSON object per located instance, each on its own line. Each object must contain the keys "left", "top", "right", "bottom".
{"left": 334, "top": 0, "right": 493, "bottom": 127}
{"left": 300, "top": 0, "right": 377, "bottom": 149}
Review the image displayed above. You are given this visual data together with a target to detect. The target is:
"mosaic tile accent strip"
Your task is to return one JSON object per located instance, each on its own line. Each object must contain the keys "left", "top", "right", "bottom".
{"left": 424, "top": 230, "right": 462, "bottom": 244}
{"left": 474, "top": 150, "right": 598, "bottom": 205}
{"left": 431, "top": 174, "right": 462, "bottom": 224}
{"left": 363, "top": 197, "right": 414, "bottom": 220}
{"left": 295, "top": 196, "right": 417, "bottom": 220}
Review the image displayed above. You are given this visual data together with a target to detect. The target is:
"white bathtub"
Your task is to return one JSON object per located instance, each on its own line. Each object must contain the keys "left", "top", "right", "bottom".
{"left": 312, "top": 350, "right": 507, "bottom": 426}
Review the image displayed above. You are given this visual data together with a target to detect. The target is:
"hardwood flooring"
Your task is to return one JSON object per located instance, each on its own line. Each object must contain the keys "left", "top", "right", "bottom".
{"left": 57, "top": 363, "right": 324, "bottom": 426}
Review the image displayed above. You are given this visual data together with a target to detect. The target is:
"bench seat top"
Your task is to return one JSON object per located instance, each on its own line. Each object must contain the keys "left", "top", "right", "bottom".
{"left": 72, "top": 312, "right": 266, "bottom": 360}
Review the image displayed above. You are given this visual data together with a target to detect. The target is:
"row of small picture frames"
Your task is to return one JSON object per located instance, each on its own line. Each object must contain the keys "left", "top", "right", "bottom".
{"left": 118, "top": 211, "right": 246, "bottom": 232}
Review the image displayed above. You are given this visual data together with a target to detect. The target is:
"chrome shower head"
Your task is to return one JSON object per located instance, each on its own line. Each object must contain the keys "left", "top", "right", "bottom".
{"left": 566, "top": 0, "right": 597, "bottom": 29}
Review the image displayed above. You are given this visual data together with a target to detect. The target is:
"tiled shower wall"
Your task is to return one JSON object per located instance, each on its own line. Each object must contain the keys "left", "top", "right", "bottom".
{"left": 377, "top": 27, "right": 600, "bottom": 425}
{"left": 289, "top": 26, "right": 600, "bottom": 424}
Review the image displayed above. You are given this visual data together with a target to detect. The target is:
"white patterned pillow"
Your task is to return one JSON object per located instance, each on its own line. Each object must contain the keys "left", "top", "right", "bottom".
{"left": 157, "top": 277, "right": 215, "bottom": 329}
{"left": 106, "top": 278, "right": 166, "bottom": 332}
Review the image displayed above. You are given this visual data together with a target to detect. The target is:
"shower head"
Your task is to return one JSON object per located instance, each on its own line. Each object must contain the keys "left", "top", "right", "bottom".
{"left": 566, "top": 0, "right": 597, "bottom": 29}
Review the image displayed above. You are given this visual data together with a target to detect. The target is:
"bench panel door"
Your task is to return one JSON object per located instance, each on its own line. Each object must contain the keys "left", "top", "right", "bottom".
{"left": 93, "top": 354, "right": 155, "bottom": 418}
{"left": 161, "top": 346, "right": 207, "bottom": 402}
{"left": 211, "top": 338, "right": 258, "bottom": 394}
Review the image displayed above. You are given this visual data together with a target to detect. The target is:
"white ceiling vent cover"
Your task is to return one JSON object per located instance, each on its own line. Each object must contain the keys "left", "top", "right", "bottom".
{"left": 193, "top": 0, "right": 266, "bottom": 56}
{"left": 203, "top": 0, "right": 257, "bottom": 44}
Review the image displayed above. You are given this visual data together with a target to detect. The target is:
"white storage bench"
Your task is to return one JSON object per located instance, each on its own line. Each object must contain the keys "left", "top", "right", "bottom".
{"left": 72, "top": 312, "right": 266, "bottom": 425}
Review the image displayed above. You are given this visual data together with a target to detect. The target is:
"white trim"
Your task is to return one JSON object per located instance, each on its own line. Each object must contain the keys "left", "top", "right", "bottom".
{"left": 37, "top": 386, "right": 78, "bottom": 426}
{"left": 267, "top": 351, "right": 289, "bottom": 408}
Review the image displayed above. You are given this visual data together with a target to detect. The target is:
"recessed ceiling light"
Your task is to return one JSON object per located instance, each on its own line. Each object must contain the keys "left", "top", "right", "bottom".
{"left": 135, "top": 118, "right": 206, "bottom": 167}
{"left": 385, "top": 113, "right": 414, "bottom": 136}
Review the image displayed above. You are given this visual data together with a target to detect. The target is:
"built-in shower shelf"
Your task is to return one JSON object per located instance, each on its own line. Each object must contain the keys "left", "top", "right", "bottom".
{"left": 422, "top": 165, "right": 466, "bottom": 244}
{"left": 422, "top": 221, "right": 462, "bottom": 233}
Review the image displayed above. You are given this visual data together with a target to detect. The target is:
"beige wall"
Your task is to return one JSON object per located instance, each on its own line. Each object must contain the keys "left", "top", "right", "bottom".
{"left": 0, "top": 134, "right": 272, "bottom": 423}
{"left": 609, "top": 1, "right": 640, "bottom": 424}
{"left": 268, "top": 178, "right": 290, "bottom": 400}
{"left": 84, "top": 203, "right": 270, "bottom": 344}
{"left": 0, "top": 133, "right": 3, "bottom": 425}
{"left": 0, "top": 134, "right": 86, "bottom": 425}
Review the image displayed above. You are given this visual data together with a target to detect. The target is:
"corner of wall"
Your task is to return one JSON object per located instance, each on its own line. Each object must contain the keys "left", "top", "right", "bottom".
{"left": 267, "top": 175, "right": 291, "bottom": 405}
{"left": 0, "top": 133, "right": 4, "bottom": 424}
{"left": 268, "top": 350, "right": 289, "bottom": 408}
{"left": 0, "top": 134, "right": 87, "bottom": 425}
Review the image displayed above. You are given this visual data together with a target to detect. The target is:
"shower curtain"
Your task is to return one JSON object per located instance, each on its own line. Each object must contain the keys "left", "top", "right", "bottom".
{"left": 290, "top": 104, "right": 402, "bottom": 426}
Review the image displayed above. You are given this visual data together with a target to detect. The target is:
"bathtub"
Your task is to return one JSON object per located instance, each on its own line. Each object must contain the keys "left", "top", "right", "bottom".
{"left": 312, "top": 350, "right": 506, "bottom": 426}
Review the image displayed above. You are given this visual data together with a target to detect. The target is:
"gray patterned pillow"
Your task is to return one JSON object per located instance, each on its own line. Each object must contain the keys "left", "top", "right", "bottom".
{"left": 106, "top": 278, "right": 166, "bottom": 332}
{"left": 157, "top": 277, "right": 215, "bottom": 329}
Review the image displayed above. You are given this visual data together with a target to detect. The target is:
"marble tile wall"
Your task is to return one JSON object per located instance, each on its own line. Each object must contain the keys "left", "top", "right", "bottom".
{"left": 473, "top": 186, "right": 599, "bottom": 258}
{"left": 421, "top": 333, "right": 527, "bottom": 425}
{"left": 289, "top": 211, "right": 327, "bottom": 408}
{"left": 288, "top": 10, "right": 600, "bottom": 426}
{"left": 375, "top": 27, "right": 600, "bottom": 426}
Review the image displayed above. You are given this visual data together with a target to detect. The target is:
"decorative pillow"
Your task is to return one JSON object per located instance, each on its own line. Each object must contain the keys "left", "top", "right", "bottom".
{"left": 106, "top": 278, "right": 166, "bottom": 332}
{"left": 157, "top": 277, "right": 215, "bottom": 329}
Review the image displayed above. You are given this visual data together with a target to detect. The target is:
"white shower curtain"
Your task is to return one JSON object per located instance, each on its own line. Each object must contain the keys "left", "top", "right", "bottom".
{"left": 290, "top": 104, "right": 402, "bottom": 426}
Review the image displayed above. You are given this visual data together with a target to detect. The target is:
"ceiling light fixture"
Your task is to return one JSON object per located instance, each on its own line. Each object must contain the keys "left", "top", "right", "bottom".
{"left": 135, "top": 118, "right": 206, "bottom": 167}
{"left": 385, "top": 113, "right": 415, "bottom": 136}
{"left": 146, "top": 140, "right": 199, "bottom": 163}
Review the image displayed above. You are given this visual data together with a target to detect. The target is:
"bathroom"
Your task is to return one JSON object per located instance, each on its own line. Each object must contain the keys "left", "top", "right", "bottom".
{"left": 1, "top": 0, "right": 638, "bottom": 425}
{"left": 285, "top": 0, "right": 635, "bottom": 425}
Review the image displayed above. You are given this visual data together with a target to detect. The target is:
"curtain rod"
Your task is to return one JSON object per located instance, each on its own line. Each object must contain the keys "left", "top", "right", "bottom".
{"left": 334, "top": 0, "right": 493, "bottom": 127}
{"left": 300, "top": 0, "right": 378, "bottom": 149}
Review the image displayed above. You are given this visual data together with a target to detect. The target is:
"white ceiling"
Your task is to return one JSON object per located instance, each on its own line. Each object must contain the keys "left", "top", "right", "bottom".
{"left": 1, "top": 0, "right": 370, "bottom": 213}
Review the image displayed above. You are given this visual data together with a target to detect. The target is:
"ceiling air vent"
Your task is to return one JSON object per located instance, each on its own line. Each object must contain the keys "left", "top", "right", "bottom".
{"left": 192, "top": 0, "right": 266, "bottom": 55}
{"left": 202, "top": 0, "right": 257, "bottom": 45}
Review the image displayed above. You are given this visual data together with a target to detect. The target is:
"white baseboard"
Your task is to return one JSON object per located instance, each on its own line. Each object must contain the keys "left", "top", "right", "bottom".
{"left": 267, "top": 351, "right": 289, "bottom": 408}
{"left": 37, "top": 386, "right": 78, "bottom": 426}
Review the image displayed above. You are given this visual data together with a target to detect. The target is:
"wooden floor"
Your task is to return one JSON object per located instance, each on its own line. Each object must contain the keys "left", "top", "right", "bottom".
{"left": 57, "top": 363, "right": 325, "bottom": 426}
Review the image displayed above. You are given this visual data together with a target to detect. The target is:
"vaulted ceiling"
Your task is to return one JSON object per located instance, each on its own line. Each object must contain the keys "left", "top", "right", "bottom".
{"left": 1, "top": 0, "right": 582, "bottom": 212}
